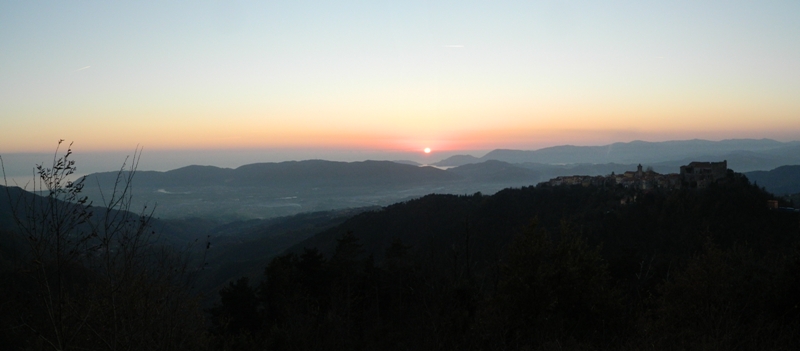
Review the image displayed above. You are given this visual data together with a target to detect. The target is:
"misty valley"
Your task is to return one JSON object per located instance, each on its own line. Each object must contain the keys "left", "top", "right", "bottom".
{"left": 77, "top": 139, "right": 800, "bottom": 222}
{"left": 3, "top": 139, "right": 800, "bottom": 350}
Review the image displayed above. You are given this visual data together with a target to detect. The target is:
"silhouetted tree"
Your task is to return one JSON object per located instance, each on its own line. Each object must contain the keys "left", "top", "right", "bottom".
{"left": 1, "top": 141, "right": 207, "bottom": 351}
{"left": 209, "top": 277, "right": 261, "bottom": 336}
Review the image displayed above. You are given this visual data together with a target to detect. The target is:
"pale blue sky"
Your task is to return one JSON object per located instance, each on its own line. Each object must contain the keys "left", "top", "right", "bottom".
{"left": 2, "top": 1, "right": 799, "bottom": 164}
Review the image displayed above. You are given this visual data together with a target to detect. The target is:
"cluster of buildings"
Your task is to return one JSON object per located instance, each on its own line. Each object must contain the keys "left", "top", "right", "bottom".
{"left": 539, "top": 161, "right": 729, "bottom": 190}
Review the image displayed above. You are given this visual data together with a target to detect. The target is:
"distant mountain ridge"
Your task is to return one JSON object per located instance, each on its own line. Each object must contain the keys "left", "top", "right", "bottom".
{"left": 448, "top": 160, "right": 541, "bottom": 184}
{"left": 0, "top": 184, "right": 200, "bottom": 246}
{"left": 78, "top": 160, "right": 469, "bottom": 220}
{"left": 433, "top": 154, "right": 481, "bottom": 167}
{"left": 745, "top": 165, "right": 800, "bottom": 195}
{"left": 434, "top": 139, "right": 800, "bottom": 171}
{"left": 71, "top": 139, "right": 800, "bottom": 221}
{"left": 85, "top": 160, "right": 460, "bottom": 189}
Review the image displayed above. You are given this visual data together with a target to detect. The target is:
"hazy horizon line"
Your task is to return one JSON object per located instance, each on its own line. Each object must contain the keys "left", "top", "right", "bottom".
{"left": 2, "top": 137, "right": 799, "bottom": 179}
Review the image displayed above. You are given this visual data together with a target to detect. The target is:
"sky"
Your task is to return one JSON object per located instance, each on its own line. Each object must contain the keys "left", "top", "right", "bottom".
{"left": 2, "top": 1, "right": 800, "bottom": 170}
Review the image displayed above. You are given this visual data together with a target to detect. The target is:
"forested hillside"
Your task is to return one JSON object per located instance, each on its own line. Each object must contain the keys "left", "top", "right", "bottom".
{"left": 209, "top": 173, "right": 800, "bottom": 350}
{"left": 746, "top": 165, "right": 800, "bottom": 195}
{"left": 4, "top": 161, "right": 800, "bottom": 350}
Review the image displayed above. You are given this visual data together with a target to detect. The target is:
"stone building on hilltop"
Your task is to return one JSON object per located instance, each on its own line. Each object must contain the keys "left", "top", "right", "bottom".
{"left": 538, "top": 160, "right": 729, "bottom": 190}
{"left": 680, "top": 160, "right": 728, "bottom": 188}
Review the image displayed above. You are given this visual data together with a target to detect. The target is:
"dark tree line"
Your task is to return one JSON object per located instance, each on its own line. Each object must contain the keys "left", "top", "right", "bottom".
{"left": 4, "top": 145, "right": 800, "bottom": 350}
{"left": 210, "top": 174, "right": 800, "bottom": 350}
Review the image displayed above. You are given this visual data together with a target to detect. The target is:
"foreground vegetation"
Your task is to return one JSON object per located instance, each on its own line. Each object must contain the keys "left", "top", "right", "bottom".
{"left": 2, "top": 145, "right": 799, "bottom": 350}
{"left": 207, "top": 176, "right": 800, "bottom": 350}
{"left": 1, "top": 144, "right": 208, "bottom": 350}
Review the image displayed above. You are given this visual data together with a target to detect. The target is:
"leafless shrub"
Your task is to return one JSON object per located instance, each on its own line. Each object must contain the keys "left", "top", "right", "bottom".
{"left": 2, "top": 141, "right": 206, "bottom": 351}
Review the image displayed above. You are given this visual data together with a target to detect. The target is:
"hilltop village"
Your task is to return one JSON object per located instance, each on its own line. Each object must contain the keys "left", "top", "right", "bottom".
{"left": 538, "top": 161, "right": 730, "bottom": 190}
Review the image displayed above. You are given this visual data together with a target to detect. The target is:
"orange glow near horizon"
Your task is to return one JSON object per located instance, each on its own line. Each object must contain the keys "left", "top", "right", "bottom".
{"left": 3, "top": 2, "right": 800, "bottom": 156}
{"left": 2, "top": 91, "right": 800, "bottom": 154}
{"left": 4, "top": 122, "right": 800, "bottom": 155}
{"left": 3, "top": 70, "right": 800, "bottom": 154}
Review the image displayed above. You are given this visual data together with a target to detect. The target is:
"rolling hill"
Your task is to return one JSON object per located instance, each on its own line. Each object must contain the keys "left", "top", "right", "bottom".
{"left": 434, "top": 139, "right": 800, "bottom": 171}
{"left": 745, "top": 165, "right": 800, "bottom": 195}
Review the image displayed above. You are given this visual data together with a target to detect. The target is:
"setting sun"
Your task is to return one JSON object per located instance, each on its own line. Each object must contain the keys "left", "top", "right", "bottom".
{"left": 424, "top": 147, "right": 431, "bottom": 154}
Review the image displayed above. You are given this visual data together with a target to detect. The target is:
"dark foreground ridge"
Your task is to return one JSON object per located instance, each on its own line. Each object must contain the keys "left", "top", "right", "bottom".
{"left": 206, "top": 171, "right": 800, "bottom": 350}
{"left": 3, "top": 152, "right": 800, "bottom": 350}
